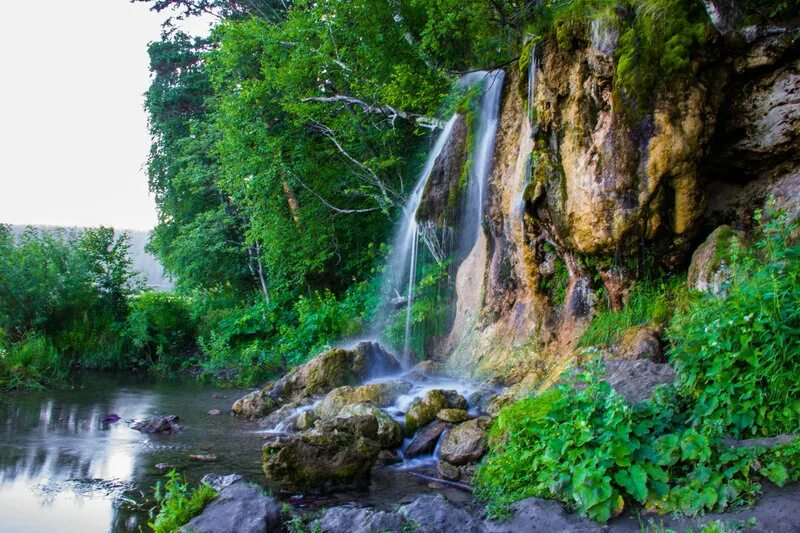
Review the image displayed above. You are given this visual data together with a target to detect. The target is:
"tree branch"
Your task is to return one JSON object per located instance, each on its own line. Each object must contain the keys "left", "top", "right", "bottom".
{"left": 302, "top": 95, "right": 443, "bottom": 130}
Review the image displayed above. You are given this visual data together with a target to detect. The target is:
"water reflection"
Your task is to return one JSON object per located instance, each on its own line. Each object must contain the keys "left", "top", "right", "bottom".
{"left": 0, "top": 375, "right": 262, "bottom": 532}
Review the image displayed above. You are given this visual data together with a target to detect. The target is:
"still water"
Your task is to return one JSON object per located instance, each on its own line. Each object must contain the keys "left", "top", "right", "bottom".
{"left": 0, "top": 374, "right": 262, "bottom": 532}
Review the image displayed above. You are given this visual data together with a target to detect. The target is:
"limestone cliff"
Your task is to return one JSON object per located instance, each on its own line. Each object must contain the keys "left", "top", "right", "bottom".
{"left": 434, "top": 12, "right": 800, "bottom": 391}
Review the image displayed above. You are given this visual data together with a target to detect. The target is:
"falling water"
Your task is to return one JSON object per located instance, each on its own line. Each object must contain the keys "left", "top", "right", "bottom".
{"left": 376, "top": 116, "right": 458, "bottom": 367}
{"left": 457, "top": 70, "right": 506, "bottom": 257}
{"left": 527, "top": 43, "right": 538, "bottom": 127}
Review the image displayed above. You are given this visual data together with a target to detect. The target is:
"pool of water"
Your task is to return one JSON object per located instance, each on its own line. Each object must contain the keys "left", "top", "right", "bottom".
{"left": 0, "top": 373, "right": 473, "bottom": 532}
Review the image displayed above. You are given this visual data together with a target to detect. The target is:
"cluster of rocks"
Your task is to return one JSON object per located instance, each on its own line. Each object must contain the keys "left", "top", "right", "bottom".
{"left": 229, "top": 341, "right": 499, "bottom": 493}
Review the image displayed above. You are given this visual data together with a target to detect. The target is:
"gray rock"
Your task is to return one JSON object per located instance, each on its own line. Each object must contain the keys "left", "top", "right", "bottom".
{"left": 687, "top": 225, "right": 743, "bottom": 298}
{"left": 181, "top": 482, "right": 281, "bottom": 533}
{"left": 603, "top": 358, "right": 676, "bottom": 403}
{"left": 400, "top": 494, "right": 482, "bottom": 533}
{"left": 439, "top": 417, "right": 491, "bottom": 465}
{"left": 617, "top": 326, "right": 663, "bottom": 362}
{"left": 404, "top": 420, "right": 449, "bottom": 458}
{"left": 484, "top": 497, "right": 603, "bottom": 532}
{"left": 317, "top": 505, "right": 407, "bottom": 533}
{"left": 131, "top": 415, "right": 181, "bottom": 434}
{"left": 200, "top": 473, "right": 243, "bottom": 492}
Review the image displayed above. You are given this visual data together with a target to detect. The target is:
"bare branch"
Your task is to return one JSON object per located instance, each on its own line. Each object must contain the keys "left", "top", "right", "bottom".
{"left": 302, "top": 94, "right": 444, "bottom": 130}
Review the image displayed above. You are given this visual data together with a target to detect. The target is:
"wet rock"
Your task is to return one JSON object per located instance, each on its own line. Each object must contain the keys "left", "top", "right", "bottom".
{"left": 200, "top": 473, "right": 242, "bottom": 491}
{"left": 207, "top": 409, "right": 222, "bottom": 416}
{"left": 154, "top": 463, "right": 173, "bottom": 472}
{"left": 436, "top": 460, "right": 460, "bottom": 481}
{"left": 603, "top": 358, "right": 676, "bottom": 403}
{"left": 232, "top": 342, "right": 400, "bottom": 419}
{"left": 181, "top": 482, "right": 281, "bottom": 533}
{"left": 189, "top": 454, "right": 218, "bottom": 462}
{"left": 316, "top": 505, "right": 407, "bottom": 533}
{"left": 376, "top": 449, "right": 402, "bottom": 466}
{"left": 484, "top": 497, "right": 603, "bottom": 533}
{"left": 410, "top": 360, "right": 443, "bottom": 376}
{"left": 687, "top": 225, "right": 743, "bottom": 298}
{"left": 617, "top": 326, "right": 663, "bottom": 362}
{"left": 262, "top": 417, "right": 381, "bottom": 491}
{"left": 405, "top": 390, "right": 468, "bottom": 436}
{"left": 436, "top": 409, "right": 472, "bottom": 423}
{"left": 131, "top": 415, "right": 181, "bottom": 434}
{"left": 404, "top": 420, "right": 450, "bottom": 458}
{"left": 315, "top": 380, "right": 412, "bottom": 420}
{"left": 294, "top": 410, "right": 317, "bottom": 431}
{"left": 400, "top": 494, "right": 482, "bottom": 533}
{"left": 259, "top": 399, "right": 313, "bottom": 430}
{"left": 466, "top": 380, "right": 502, "bottom": 414}
{"left": 100, "top": 414, "right": 120, "bottom": 424}
{"left": 335, "top": 403, "right": 403, "bottom": 449}
{"left": 211, "top": 393, "right": 227, "bottom": 399}
{"left": 439, "top": 417, "right": 491, "bottom": 465}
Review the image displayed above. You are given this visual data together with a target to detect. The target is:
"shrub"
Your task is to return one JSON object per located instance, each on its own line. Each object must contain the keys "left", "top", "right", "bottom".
{"left": 125, "top": 292, "right": 197, "bottom": 370}
{"left": 669, "top": 208, "right": 800, "bottom": 437}
{"left": 148, "top": 470, "right": 217, "bottom": 533}
{"left": 0, "top": 332, "right": 67, "bottom": 391}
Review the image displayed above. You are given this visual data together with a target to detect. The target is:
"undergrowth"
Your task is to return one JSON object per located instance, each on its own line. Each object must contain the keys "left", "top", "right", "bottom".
{"left": 148, "top": 470, "right": 217, "bottom": 533}
{"left": 477, "top": 206, "right": 800, "bottom": 523}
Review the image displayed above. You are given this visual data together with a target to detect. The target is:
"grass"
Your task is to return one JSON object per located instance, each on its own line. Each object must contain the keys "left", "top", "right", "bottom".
{"left": 148, "top": 470, "right": 217, "bottom": 533}
{"left": 578, "top": 275, "right": 685, "bottom": 348}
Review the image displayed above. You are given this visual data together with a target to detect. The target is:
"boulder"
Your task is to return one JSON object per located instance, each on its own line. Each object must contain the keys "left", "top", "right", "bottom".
{"left": 294, "top": 410, "right": 317, "bottom": 431}
{"left": 262, "top": 417, "right": 381, "bottom": 492}
{"left": 181, "top": 482, "right": 282, "bottom": 533}
{"left": 483, "top": 497, "right": 603, "bottom": 533}
{"left": 335, "top": 403, "right": 403, "bottom": 449}
{"left": 199, "top": 473, "right": 242, "bottom": 492}
{"left": 316, "top": 505, "right": 407, "bottom": 533}
{"left": 436, "top": 460, "right": 461, "bottom": 481}
{"left": 436, "top": 409, "right": 471, "bottom": 423}
{"left": 404, "top": 420, "right": 450, "bottom": 458}
{"left": 376, "top": 449, "right": 402, "bottom": 466}
{"left": 400, "top": 494, "right": 482, "bottom": 533}
{"left": 617, "top": 326, "right": 663, "bottom": 362}
{"left": 405, "top": 390, "right": 468, "bottom": 436}
{"left": 131, "top": 415, "right": 181, "bottom": 434}
{"left": 603, "top": 358, "right": 676, "bottom": 403}
{"left": 315, "top": 381, "right": 412, "bottom": 420}
{"left": 687, "top": 225, "right": 743, "bottom": 298}
{"left": 233, "top": 342, "right": 400, "bottom": 419}
{"left": 439, "top": 417, "right": 491, "bottom": 465}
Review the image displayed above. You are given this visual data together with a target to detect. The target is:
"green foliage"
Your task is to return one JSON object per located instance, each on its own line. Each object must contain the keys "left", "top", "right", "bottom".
{"left": 670, "top": 208, "right": 800, "bottom": 438}
{"left": 0, "top": 332, "right": 67, "bottom": 392}
{"left": 148, "top": 470, "right": 217, "bottom": 533}
{"left": 125, "top": 292, "right": 197, "bottom": 371}
{"left": 579, "top": 275, "right": 684, "bottom": 347}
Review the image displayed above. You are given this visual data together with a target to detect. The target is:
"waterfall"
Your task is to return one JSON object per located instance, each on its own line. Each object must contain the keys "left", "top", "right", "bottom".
{"left": 527, "top": 44, "right": 538, "bottom": 127}
{"left": 457, "top": 69, "right": 505, "bottom": 258}
{"left": 376, "top": 116, "right": 458, "bottom": 367}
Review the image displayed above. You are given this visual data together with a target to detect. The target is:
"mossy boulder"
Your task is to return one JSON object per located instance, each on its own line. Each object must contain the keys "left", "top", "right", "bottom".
{"left": 436, "top": 409, "right": 472, "bottom": 423}
{"left": 315, "top": 381, "right": 412, "bottom": 420}
{"left": 232, "top": 342, "right": 399, "bottom": 419}
{"left": 687, "top": 225, "right": 744, "bottom": 298}
{"left": 336, "top": 403, "right": 403, "bottom": 449}
{"left": 405, "top": 390, "right": 468, "bottom": 436}
{"left": 439, "top": 417, "right": 491, "bottom": 465}
{"left": 262, "top": 416, "right": 381, "bottom": 492}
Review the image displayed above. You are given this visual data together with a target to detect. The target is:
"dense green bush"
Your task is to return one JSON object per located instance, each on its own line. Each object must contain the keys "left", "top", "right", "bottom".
{"left": 148, "top": 470, "right": 217, "bottom": 533}
{"left": 125, "top": 292, "right": 197, "bottom": 371}
{"left": 670, "top": 209, "right": 800, "bottom": 437}
{"left": 0, "top": 332, "right": 67, "bottom": 391}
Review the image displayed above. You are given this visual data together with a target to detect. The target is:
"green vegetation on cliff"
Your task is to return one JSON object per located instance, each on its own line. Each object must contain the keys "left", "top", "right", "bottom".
{"left": 477, "top": 209, "right": 800, "bottom": 522}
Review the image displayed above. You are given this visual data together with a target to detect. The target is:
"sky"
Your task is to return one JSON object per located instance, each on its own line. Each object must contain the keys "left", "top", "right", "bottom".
{"left": 0, "top": 1, "right": 212, "bottom": 231}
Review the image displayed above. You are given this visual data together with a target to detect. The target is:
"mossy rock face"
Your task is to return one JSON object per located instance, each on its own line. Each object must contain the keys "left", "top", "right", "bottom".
{"left": 262, "top": 416, "right": 381, "bottom": 492}
{"left": 687, "top": 225, "right": 744, "bottom": 298}
{"left": 232, "top": 342, "right": 400, "bottom": 419}
{"left": 405, "top": 390, "right": 468, "bottom": 436}
{"left": 315, "top": 381, "right": 412, "bottom": 420}
{"left": 439, "top": 417, "right": 492, "bottom": 465}
{"left": 336, "top": 403, "right": 404, "bottom": 449}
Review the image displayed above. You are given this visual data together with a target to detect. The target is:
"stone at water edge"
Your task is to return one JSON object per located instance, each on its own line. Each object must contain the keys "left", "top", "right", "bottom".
{"left": 232, "top": 341, "right": 400, "bottom": 419}
{"left": 437, "top": 408, "right": 472, "bottom": 423}
{"left": 335, "top": 403, "right": 403, "bottom": 449}
{"left": 404, "top": 420, "right": 450, "bottom": 457}
{"left": 200, "top": 473, "right": 243, "bottom": 491}
{"left": 405, "top": 389, "right": 468, "bottom": 436}
{"left": 400, "top": 494, "right": 483, "bottom": 533}
{"left": 262, "top": 416, "right": 381, "bottom": 492}
{"left": 436, "top": 460, "right": 461, "bottom": 481}
{"left": 207, "top": 409, "right": 222, "bottom": 416}
{"left": 315, "top": 505, "right": 408, "bottom": 533}
{"left": 131, "top": 415, "right": 181, "bottom": 434}
{"left": 294, "top": 410, "right": 317, "bottom": 431}
{"left": 181, "top": 481, "right": 282, "bottom": 533}
{"left": 314, "top": 380, "right": 413, "bottom": 420}
{"left": 438, "top": 416, "right": 491, "bottom": 465}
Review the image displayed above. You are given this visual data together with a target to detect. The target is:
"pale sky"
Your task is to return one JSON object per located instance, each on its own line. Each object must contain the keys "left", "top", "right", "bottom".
{"left": 0, "top": 1, "right": 212, "bottom": 231}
